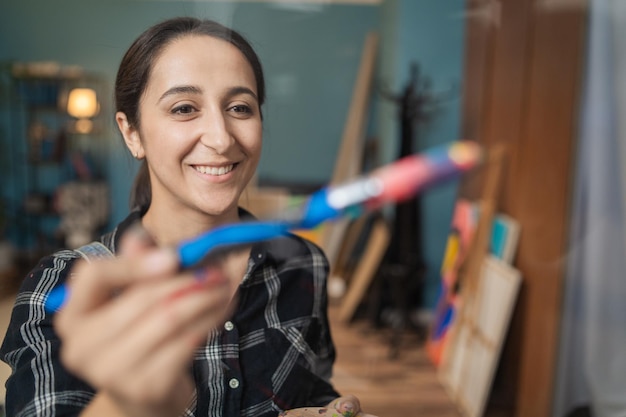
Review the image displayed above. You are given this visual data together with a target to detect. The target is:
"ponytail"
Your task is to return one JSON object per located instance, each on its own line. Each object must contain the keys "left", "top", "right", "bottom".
{"left": 130, "top": 160, "right": 151, "bottom": 213}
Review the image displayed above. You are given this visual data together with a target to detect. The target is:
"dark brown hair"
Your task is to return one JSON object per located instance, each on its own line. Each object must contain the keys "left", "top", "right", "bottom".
{"left": 115, "top": 17, "right": 266, "bottom": 212}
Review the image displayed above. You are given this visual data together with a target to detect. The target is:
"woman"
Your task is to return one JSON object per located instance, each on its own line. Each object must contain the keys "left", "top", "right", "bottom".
{"left": 1, "top": 17, "right": 369, "bottom": 417}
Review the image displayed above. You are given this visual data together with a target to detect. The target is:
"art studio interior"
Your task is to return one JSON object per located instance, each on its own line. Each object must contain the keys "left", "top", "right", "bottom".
{"left": 0, "top": 1, "right": 624, "bottom": 417}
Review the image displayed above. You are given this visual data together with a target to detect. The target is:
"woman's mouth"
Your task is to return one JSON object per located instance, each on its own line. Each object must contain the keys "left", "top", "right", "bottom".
{"left": 193, "top": 163, "right": 236, "bottom": 176}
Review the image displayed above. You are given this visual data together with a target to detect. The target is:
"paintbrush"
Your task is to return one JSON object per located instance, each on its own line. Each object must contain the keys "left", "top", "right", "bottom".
{"left": 45, "top": 140, "right": 482, "bottom": 312}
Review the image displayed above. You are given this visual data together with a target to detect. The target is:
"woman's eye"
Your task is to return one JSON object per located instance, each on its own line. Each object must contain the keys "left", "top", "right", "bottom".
{"left": 230, "top": 104, "right": 252, "bottom": 114}
{"left": 172, "top": 104, "right": 196, "bottom": 114}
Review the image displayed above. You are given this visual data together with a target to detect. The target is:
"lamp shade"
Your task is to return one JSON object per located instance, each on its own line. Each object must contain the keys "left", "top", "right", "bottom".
{"left": 67, "top": 88, "right": 99, "bottom": 119}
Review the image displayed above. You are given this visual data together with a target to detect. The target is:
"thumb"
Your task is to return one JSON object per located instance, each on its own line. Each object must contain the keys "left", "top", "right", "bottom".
{"left": 331, "top": 394, "right": 360, "bottom": 416}
{"left": 119, "top": 221, "right": 158, "bottom": 256}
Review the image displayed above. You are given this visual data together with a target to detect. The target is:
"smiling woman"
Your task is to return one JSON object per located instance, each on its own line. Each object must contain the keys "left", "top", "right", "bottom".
{"left": 116, "top": 33, "right": 264, "bottom": 234}
{"left": 0, "top": 17, "right": 374, "bottom": 417}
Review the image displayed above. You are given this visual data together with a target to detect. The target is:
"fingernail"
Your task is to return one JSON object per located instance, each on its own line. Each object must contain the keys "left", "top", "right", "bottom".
{"left": 141, "top": 249, "right": 177, "bottom": 274}
{"left": 341, "top": 402, "right": 355, "bottom": 417}
{"left": 166, "top": 280, "right": 206, "bottom": 303}
{"left": 193, "top": 267, "right": 228, "bottom": 287}
{"left": 128, "top": 222, "right": 155, "bottom": 244}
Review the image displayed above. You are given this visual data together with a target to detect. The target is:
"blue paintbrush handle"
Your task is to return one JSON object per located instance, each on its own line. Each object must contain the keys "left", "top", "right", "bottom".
{"left": 44, "top": 186, "right": 356, "bottom": 312}
{"left": 177, "top": 221, "right": 292, "bottom": 268}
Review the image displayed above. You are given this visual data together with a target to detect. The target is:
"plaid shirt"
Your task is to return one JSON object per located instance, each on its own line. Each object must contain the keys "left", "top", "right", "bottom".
{"left": 1, "top": 211, "right": 339, "bottom": 417}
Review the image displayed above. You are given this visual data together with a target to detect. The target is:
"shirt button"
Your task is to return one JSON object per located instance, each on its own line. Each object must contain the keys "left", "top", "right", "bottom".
{"left": 229, "top": 378, "right": 240, "bottom": 389}
{"left": 224, "top": 321, "right": 234, "bottom": 331}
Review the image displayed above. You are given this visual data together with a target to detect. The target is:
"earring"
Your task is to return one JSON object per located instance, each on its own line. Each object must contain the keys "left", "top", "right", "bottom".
{"left": 133, "top": 151, "right": 138, "bottom": 159}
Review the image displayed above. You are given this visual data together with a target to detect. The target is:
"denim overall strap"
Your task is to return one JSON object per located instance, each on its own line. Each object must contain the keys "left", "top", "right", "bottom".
{"left": 74, "top": 241, "right": 114, "bottom": 262}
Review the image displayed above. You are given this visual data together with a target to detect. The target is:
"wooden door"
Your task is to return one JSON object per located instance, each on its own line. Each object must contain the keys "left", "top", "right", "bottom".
{"left": 458, "top": 1, "right": 588, "bottom": 416}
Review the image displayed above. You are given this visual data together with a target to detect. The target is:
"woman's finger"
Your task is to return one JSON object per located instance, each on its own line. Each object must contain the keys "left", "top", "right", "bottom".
{"left": 94, "top": 271, "right": 232, "bottom": 375}
{"left": 58, "top": 268, "right": 230, "bottom": 376}
{"left": 118, "top": 222, "right": 158, "bottom": 255}
{"left": 58, "top": 246, "right": 179, "bottom": 319}
{"left": 57, "top": 272, "right": 199, "bottom": 371}
{"left": 329, "top": 394, "right": 362, "bottom": 416}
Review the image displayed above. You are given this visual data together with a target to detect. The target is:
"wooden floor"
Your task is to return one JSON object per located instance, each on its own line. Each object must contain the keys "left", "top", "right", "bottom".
{"left": 328, "top": 304, "right": 462, "bottom": 417}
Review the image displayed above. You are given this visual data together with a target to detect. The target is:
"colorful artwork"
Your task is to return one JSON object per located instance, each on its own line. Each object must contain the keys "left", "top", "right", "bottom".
{"left": 426, "top": 199, "right": 478, "bottom": 366}
{"left": 427, "top": 199, "right": 522, "bottom": 368}
{"left": 490, "top": 214, "right": 520, "bottom": 264}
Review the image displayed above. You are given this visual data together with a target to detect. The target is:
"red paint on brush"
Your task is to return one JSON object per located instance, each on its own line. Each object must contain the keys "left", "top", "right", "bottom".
{"left": 370, "top": 154, "right": 435, "bottom": 205}
{"left": 366, "top": 141, "right": 482, "bottom": 208}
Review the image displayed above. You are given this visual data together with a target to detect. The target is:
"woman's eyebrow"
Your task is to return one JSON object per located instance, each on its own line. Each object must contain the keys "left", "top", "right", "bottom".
{"left": 158, "top": 85, "right": 203, "bottom": 102}
{"left": 157, "top": 85, "right": 258, "bottom": 103}
{"left": 228, "top": 86, "right": 258, "bottom": 101}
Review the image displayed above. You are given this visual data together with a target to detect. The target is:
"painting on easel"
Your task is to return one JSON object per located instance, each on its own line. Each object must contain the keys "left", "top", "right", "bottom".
{"left": 427, "top": 198, "right": 521, "bottom": 368}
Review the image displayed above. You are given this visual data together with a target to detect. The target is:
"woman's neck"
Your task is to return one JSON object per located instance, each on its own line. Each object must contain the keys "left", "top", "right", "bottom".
{"left": 140, "top": 204, "right": 240, "bottom": 247}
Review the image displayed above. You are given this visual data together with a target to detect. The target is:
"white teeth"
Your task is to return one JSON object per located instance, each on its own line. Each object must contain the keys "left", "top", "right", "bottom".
{"left": 195, "top": 164, "right": 235, "bottom": 176}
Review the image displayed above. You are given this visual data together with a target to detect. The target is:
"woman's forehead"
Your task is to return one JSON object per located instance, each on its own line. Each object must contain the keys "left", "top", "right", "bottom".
{"left": 146, "top": 34, "right": 257, "bottom": 93}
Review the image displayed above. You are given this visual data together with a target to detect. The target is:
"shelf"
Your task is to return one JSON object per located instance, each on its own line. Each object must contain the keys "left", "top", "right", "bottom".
{"left": 1, "top": 64, "right": 105, "bottom": 255}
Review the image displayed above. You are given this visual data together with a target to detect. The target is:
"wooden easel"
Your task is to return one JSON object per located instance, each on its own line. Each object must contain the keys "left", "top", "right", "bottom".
{"left": 457, "top": 144, "right": 506, "bottom": 297}
{"left": 319, "top": 32, "right": 379, "bottom": 270}
{"left": 338, "top": 214, "right": 390, "bottom": 323}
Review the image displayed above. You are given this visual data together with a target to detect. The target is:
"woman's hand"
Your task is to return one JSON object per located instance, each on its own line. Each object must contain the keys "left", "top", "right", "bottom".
{"left": 54, "top": 228, "right": 235, "bottom": 417}
{"left": 328, "top": 394, "right": 378, "bottom": 417}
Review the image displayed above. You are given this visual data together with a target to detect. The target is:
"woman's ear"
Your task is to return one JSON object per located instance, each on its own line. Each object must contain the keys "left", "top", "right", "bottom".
{"left": 116, "top": 112, "right": 145, "bottom": 159}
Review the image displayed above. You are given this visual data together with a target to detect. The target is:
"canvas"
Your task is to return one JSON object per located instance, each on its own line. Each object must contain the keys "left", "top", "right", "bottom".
{"left": 439, "top": 255, "right": 522, "bottom": 417}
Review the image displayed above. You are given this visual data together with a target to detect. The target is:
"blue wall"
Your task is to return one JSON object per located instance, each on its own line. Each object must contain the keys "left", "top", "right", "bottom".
{"left": 0, "top": 0, "right": 380, "bottom": 229}
{"left": 377, "top": 0, "right": 465, "bottom": 309}
{"left": 0, "top": 0, "right": 465, "bottom": 309}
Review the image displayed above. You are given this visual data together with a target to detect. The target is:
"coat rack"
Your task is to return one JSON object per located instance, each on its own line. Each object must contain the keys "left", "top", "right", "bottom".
{"left": 372, "top": 62, "right": 455, "bottom": 358}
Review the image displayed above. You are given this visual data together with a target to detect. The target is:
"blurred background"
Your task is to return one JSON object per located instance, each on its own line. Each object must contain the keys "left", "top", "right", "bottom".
{"left": 0, "top": 1, "right": 624, "bottom": 417}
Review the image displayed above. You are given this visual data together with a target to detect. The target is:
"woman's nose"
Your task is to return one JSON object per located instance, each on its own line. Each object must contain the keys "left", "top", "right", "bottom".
{"left": 199, "top": 111, "right": 234, "bottom": 154}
